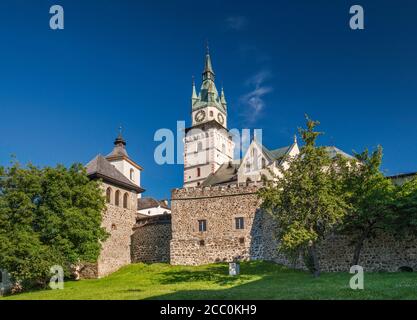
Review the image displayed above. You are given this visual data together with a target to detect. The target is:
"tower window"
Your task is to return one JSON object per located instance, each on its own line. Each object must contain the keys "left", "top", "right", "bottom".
{"left": 198, "top": 220, "right": 207, "bottom": 232}
{"left": 210, "top": 111, "right": 213, "bottom": 117}
{"left": 222, "top": 143, "right": 226, "bottom": 154}
{"left": 130, "top": 168, "right": 135, "bottom": 181}
{"left": 197, "top": 142, "right": 203, "bottom": 152}
{"left": 197, "top": 168, "right": 201, "bottom": 177}
{"left": 235, "top": 217, "right": 245, "bottom": 230}
{"left": 123, "top": 193, "right": 129, "bottom": 209}
{"left": 115, "top": 190, "right": 120, "bottom": 206}
{"left": 106, "top": 187, "right": 112, "bottom": 204}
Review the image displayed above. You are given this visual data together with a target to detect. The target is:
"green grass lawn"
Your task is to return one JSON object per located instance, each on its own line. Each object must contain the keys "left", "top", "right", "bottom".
{"left": 2, "top": 261, "right": 417, "bottom": 300}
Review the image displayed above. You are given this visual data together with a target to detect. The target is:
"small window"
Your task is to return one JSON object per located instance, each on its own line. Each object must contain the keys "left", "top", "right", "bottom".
{"left": 115, "top": 190, "right": 120, "bottom": 206}
{"left": 197, "top": 142, "right": 203, "bottom": 152}
{"left": 111, "top": 223, "right": 117, "bottom": 231}
{"left": 130, "top": 169, "right": 135, "bottom": 181}
{"left": 239, "top": 237, "right": 245, "bottom": 244}
{"left": 123, "top": 193, "right": 129, "bottom": 209}
{"left": 222, "top": 143, "right": 226, "bottom": 154}
{"left": 197, "top": 167, "right": 201, "bottom": 177}
{"left": 198, "top": 220, "right": 207, "bottom": 232}
{"left": 106, "top": 187, "right": 112, "bottom": 204}
{"left": 199, "top": 239, "right": 205, "bottom": 246}
{"left": 235, "top": 217, "right": 244, "bottom": 230}
{"left": 210, "top": 111, "right": 213, "bottom": 117}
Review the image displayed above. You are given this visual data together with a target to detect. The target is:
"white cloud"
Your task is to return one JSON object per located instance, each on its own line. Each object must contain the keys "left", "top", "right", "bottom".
{"left": 226, "top": 16, "right": 248, "bottom": 31}
{"left": 239, "top": 71, "right": 273, "bottom": 122}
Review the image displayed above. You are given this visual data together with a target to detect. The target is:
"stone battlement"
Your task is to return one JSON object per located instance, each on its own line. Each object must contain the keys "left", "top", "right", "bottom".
{"left": 171, "top": 181, "right": 265, "bottom": 200}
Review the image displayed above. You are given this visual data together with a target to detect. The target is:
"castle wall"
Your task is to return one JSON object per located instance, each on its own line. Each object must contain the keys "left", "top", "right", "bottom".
{"left": 171, "top": 183, "right": 417, "bottom": 272}
{"left": 131, "top": 215, "right": 172, "bottom": 263}
{"left": 80, "top": 182, "right": 138, "bottom": 279}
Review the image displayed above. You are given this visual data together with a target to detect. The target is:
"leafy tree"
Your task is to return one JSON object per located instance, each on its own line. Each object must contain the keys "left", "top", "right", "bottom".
{"left": 391, "top": 177, "right": 417, "bottom": 237}
{"left": 259, "top": 116, "right": 348, "bottom": 277}
{"left": 0, "top": 161, "right": 108, "bottom": 290}
{"left": 339, "top": 146, "right": 396, "bottom": 266}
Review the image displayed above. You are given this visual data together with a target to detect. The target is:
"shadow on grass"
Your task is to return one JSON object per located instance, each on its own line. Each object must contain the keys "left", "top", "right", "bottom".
{"left": 157, "top": 260, "right": 288, "bottom": 286}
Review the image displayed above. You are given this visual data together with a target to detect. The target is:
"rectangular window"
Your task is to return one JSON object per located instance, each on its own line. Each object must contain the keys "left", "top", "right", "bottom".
{"left": 235, "top": 217, "right": 244, "bottom": 230}
{"left": 198, "top": 219, "right": 207, "bottom": 232}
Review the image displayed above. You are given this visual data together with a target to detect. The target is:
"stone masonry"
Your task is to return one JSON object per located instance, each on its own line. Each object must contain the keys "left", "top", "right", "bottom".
{"left": 131, "top": 214, "right": 172, "bottom": 263}
{"left": 171, "top": 182, "right": 417, "bottom": 272}
{"left": 79, "top": 182, "right": 138, "bottom": 278}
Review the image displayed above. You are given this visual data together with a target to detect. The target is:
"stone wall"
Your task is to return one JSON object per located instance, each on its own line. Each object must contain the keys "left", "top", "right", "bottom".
{"left": 131, "top": 214, "right": 172, "bottom": 263}
{"left": 171, "top": 183, "right": 417, "bottom": 272}
{"left": 170, "top": 183, "right": 279, "bottom": 265}
{"left": 81, "top": 182, "right": 138, "bottom": 278}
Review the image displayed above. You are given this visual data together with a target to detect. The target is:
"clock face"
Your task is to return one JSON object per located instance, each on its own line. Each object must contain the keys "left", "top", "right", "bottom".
{"left": 217, "top": 113, "right": 225, "bottom": 125}
{"left": 195, "top": 110, "right": 206, "bottom": 123}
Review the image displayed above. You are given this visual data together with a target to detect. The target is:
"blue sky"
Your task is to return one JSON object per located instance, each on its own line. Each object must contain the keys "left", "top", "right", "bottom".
{"left": 0, "top": 0, "right": 416, "bottom": 200}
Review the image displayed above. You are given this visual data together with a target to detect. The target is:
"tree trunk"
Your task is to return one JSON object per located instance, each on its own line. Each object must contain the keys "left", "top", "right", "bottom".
{"left": 308, "top": 241, "right": 321, "bottom": 277}
{"left": 351, "top": 232, "right": 367, "bottom": 266}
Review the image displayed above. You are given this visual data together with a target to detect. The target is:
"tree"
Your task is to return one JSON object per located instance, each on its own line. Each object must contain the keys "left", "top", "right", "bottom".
{"left": 0, "top": 161, "right": 108, "bottom": 290}
{"left": 339, "top": 146, "right": 396, "bottom": 266}
{"left": 391, "top": 176, "right": 417, "bottom": 237}
{"left": 259, "top": 116, "right": 348, "bottom": 277}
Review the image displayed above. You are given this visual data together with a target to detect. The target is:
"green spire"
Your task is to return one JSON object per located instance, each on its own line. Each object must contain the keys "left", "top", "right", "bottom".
{"left": 202, "top": 43, "right": 215, "bottom": 81}
{"left": 220, "top": 86, "right": 227, "bottom": 106}
{"left": 191, "top": 76, "right": 198, "bottom": 103}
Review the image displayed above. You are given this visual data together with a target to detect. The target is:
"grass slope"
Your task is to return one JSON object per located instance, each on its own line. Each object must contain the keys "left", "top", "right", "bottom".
{"left": 3, "top": 261, "right": 417, "bottom": 300}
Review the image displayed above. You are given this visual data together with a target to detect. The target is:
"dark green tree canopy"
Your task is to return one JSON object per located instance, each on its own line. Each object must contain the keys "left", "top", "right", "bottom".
{"left": 0, "top": 161, "right": 108, "bottom": 289}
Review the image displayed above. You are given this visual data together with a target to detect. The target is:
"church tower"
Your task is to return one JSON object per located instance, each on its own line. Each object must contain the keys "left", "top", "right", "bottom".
{"left": 184, "top": 47, "right": 235, "bottom": 187}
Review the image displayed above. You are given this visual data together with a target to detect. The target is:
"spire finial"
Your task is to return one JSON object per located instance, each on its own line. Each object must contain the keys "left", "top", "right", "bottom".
{"left": 114, "top": 125, "right": 126, "bottom": 146}
{"left": 206, "top": 39, "right": 210, "bottom": 55}
{"left": 293, "top": 134, "right": 297, "bottom": 144}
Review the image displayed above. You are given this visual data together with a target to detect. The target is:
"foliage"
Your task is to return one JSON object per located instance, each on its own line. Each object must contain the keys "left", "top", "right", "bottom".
{"left": 0, "top": 161, "right": 108, "bottom": 290}
{"left": 391, "top": 177, "right": 417, "bottom": 236}
{"left": 339, "top": 146, "right": 397, "bottom": 265}
{"left": 259, "top": 116, "right": 348, "bottom": 276}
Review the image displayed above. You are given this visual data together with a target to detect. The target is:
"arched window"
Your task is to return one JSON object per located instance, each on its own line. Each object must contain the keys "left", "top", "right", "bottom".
{"left": 197, "top": 167, "right": 201, "bottom": 177}
{"left": 130, "top": 168, "right": 135, "bottom": 181}
{"left": 123, "top": 193, "right": 129, "bottom": 209}
{"left": 106, "top": 187, "right": 112, "bottom": 204}
{"left": 115, "top": 190, "right": 120, "bottom": 206}
{"left": 197, "top": 142, "right": 203, "bottom": 152}
{"left": 210, "top": 110, "right": 214, "bottom": 117}
{"left": 222, "top": 143, "right": 226, "bottom": 154}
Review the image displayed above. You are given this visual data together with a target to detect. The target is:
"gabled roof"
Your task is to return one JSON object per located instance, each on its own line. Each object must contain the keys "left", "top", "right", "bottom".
{"left": 323, "top": 146, "right": 354, "bottom": 159}
{"left": 253, "top": 139, "right": 294, "bottom": 164}
{"left": 137, "top": 197, "right": 170, "bottom": 210}
{"left": 86, "top": 155, "right": 144, "bottom": 193}
{"left": 201, "top": 161, "right": 241, "bottom": 187}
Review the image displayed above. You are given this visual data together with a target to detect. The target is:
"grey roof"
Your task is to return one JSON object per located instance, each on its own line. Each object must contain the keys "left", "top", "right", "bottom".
{"left": 137, "top": 197, "right": 170, "bottom": 210}
{"left": 323, "top": 146, "right": 354, "bottom": 159}
{"left": 86, "top": 155, "right": 143, "bottom": 193}
{"left": 201, "top": 161, "right": 241, "bottom": 187}
{"left": 261, "top": 144, "right": 292, "bottom": 162}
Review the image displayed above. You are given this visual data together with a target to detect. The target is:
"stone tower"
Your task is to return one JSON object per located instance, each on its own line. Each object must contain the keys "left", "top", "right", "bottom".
{"left": 183, "top": 47, "right": 235, "bottom": 187}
